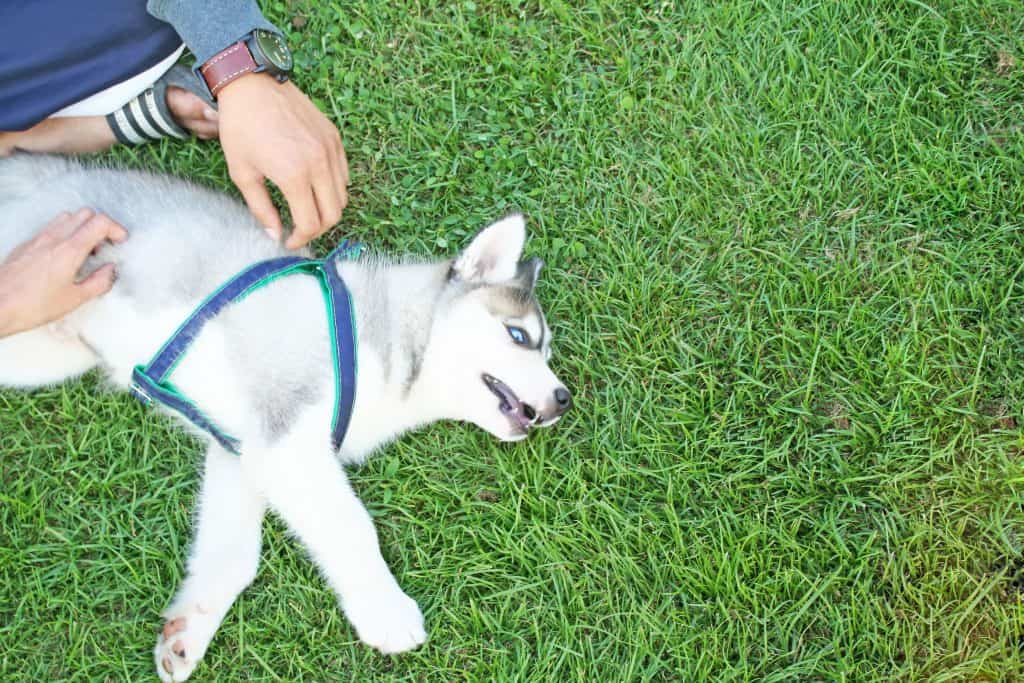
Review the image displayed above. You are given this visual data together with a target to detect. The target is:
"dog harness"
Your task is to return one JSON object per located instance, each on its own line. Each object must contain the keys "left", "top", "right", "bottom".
{"left": 129, "top": 242, "right": 363, "bottom": 455}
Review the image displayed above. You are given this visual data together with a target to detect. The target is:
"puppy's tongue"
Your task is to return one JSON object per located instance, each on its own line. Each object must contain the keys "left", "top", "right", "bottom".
{"left": 485, "top": 374, "right": 532, "bottom": 432}
{"left": 500, "top": 398, "right": 533, "bottom": 431}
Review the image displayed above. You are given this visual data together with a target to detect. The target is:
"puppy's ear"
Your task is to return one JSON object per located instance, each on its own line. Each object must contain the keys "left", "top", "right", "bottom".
{"left": 514, "top": 257, "right": 544, "bottom": 293}
{"left": 452, "top": 214, "right": 526, "bottom": 283}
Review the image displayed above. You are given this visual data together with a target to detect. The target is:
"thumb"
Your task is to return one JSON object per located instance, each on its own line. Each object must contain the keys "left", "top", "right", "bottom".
{"left": 236, "top": 177, "right": 284, "bottom": 243}
{"left": 76, "top": 263, "right": 118, "bottom": 303}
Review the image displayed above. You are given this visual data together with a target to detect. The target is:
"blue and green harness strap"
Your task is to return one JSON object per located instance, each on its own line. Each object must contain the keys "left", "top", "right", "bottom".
{"left": 129, "top": 242, "right": 363, "bottom": 455}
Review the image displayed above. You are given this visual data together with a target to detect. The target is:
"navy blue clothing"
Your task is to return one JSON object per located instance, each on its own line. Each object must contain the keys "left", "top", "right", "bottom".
{"left": 0, "top": 1, "right": 182, "bottom": 131}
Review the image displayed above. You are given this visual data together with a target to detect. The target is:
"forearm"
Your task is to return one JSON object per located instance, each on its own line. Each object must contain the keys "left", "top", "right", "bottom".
{"left": 146, "top": 0, "right": 282, "bottom": 66}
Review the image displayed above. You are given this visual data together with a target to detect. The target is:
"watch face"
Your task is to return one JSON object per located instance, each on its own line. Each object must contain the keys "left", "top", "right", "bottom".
{"left": 252, "top": 29, "right": 293, "bottom": 73}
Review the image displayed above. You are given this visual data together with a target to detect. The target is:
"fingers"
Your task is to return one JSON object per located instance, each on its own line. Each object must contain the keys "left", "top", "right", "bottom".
{"left": 338, "top": 137, "right": 350, "bottom": 188}
{"left": 36, "top": 210, "right": 126, "bottom": 271}
{"left": 282, "top": 179, "right": 321, "bottom": 250}
{"left": 75, "top": 212, "right": 128, "bottom": 246}
{"left": 40, "top": 208, "right": 94, "bottom": 243}
{"left": 75, "top": 263, "right": 118, "bottom": 303}
{"left": 68, "top": 213, "right": 124, "bottom": 303}
{"left": 45, "top": 209, "right": 127, "bottom": 249}
{"left": 287, "top": 134, "right": 349, "bottom": 250}
{"left": 312, "top": 161, "right": 343, "bottom": 235}
{"left": 68, "top": 212, "right": 128, "bottom": 260}
{"left": 331, "top": 135, "right": 350, "bottom": 212}
{"left": 234, "top": 173, "right": 284, "bottom": 242}
{"left": 56, "top": 213, "right": 126, "bottom": 287}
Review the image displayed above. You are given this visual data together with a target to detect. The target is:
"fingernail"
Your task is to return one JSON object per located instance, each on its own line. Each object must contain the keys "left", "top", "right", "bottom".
{"left": 265, "top": 228, "right": 278, "bottom": 242}
{"left": 204, "top": 107, "right": 218, "bottom": 121}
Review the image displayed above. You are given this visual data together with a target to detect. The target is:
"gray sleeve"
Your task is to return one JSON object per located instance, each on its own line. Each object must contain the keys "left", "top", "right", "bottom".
{"left": 147, "top": 0, "right": 283, "bottom": 66}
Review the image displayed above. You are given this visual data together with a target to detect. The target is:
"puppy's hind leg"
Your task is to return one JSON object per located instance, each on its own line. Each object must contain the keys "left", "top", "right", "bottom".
{"left": 247, "top": 410, "right": 426, "bottom": 655}
{"left": 0, "top": 324, "right": 98, "bottom": 387}
{"left": 155, "top": 444, "right": 266, "bottom": 683}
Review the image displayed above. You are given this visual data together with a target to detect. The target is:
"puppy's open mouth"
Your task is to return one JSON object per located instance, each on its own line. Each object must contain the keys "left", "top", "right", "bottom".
{"left": 482, "top": 373, "right": 536, "bottom": 434}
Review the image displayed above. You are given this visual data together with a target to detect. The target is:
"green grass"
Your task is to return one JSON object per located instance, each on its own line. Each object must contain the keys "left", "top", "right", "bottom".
{"left": 3, "top": 0, "right": 1024, "bottom": 680}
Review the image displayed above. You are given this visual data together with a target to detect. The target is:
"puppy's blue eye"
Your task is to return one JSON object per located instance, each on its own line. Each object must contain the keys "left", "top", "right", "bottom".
{"left": 506, "top": 325, "right": 530, "bottom": 346}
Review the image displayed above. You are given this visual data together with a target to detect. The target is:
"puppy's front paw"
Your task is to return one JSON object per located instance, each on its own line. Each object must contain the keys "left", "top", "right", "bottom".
{"left": 153, "top": 606, "right": 219, "bottom": 682}
{"left": 345, "top": 583, "right": 426, "bottom": 654}
{"left": 154, "top": 617, "right": 199, "bottom": 683}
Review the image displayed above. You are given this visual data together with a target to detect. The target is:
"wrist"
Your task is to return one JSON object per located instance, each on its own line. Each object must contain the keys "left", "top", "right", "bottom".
{"left": 215, "top": 71, "right": 281, "bottom": 102}
{"left": 196, "top": 30, "right": 292, "bottom": 101}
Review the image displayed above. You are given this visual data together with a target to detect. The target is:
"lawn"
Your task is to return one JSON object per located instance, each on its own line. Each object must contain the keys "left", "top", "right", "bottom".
{"left": 2, "top": 0, "right": 1024, "bottom": 680}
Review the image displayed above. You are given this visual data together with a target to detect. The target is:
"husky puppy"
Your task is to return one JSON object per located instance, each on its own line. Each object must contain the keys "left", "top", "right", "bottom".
{"left": 0, "top": 155, "right": 570, "bottom": 682}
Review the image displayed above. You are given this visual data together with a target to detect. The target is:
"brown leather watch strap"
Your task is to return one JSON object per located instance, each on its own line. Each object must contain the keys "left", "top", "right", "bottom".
{"left": 199, "top": 42, "right": 258, "bottom": 98}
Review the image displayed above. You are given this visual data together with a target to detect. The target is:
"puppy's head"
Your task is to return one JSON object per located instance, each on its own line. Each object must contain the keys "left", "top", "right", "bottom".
{"left": 427, "top": 215, "right": 570, "bottom": 441}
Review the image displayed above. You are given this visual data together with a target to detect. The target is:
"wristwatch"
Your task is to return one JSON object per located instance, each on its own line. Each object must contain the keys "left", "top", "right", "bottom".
{"left": 196, "top": 29, "right": 293, "bottom": 99}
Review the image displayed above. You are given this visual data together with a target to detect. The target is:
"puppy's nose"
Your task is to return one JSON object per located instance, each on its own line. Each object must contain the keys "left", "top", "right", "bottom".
{"left": 553, "top": 387, "right": 572, "bottom": 415}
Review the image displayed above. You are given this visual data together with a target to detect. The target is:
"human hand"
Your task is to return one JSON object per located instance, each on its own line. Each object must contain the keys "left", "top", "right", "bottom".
{"left": 217, "top": 73, "right": 349, "bottom": 249}
{"left": 0, "top": 209, "right": 127, "bottom": 338}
